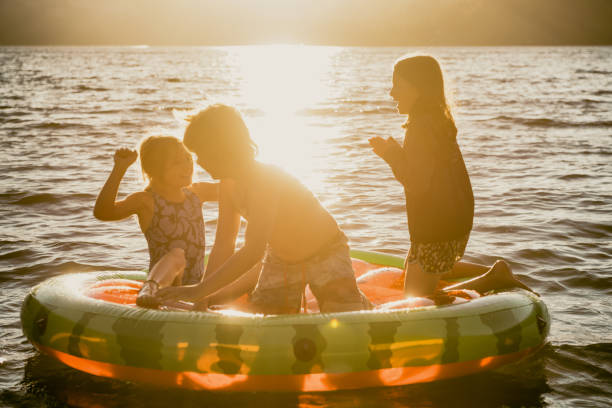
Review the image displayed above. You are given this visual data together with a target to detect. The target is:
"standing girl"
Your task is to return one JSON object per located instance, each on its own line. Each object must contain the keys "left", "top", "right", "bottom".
{"left": 370, "top": 55, "right": 532, "bottom": 296}
{"left": 94, "top": 136, "right": 218, "bottom": 307}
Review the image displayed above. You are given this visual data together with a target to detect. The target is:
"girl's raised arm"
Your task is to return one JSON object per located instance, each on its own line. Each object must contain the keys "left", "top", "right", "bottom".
{"left": 93, "top": 148, "right": 146, "bottom": 221}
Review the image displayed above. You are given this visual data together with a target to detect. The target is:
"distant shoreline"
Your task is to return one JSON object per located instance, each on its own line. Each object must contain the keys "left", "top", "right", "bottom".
{"left": 2, "top": 43, "right": 612, "bottom": 47}
{"left": 2, "top": 0, "right": 610, "bottom": 49}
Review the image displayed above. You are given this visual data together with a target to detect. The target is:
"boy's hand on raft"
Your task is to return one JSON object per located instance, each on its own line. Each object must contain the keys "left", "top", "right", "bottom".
{"left": 113, "top": 148, "right": 138, "bottom": 169}
{"left": 369, "top": 136, "right": 400, "bottom": 159}
{"left": 156, "top": 284, "right": 202, "bottom": 303}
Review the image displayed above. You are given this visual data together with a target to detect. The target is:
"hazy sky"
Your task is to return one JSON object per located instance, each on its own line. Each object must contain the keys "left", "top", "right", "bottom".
{"left": 1, "top": 0, "right": 611, "bottom": 46}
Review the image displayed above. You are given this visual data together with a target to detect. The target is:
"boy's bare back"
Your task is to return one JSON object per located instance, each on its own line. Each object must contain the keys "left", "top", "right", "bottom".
{"left": 229, "top": 162, "right": 340, "bottom": 262}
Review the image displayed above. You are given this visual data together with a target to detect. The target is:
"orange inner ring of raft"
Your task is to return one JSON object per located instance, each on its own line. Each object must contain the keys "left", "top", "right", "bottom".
{"left": 85, "top": 259, "right": 475, "bottom": 310}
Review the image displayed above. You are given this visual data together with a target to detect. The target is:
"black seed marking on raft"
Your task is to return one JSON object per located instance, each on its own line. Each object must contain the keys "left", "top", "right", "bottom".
{"left": 534, "top": 302, "right": 550, "bottom": 338}
{"left": 68, "top": 312, "right": 96, "bottom": 358}
{"left": 480, "top": 310, "right": 522, "bottom": 355}
{"left": 21, "top": 295, "right": 55, "bottom": 344}
{"left": 22, "top": 296, "right": 44, "bottom": 341}
{"left": 291, "top": 324, "right": 327, "bottom": 374}
{"left": 367, "top": 321, "right": 401, "bottom": 370}
{"left": 441, "top": 318, "right": 460, "bottom": 364}
{"left": 212, "top": 324, "right": 244, "bottom": 375}
{"left": 293, "top": 338, "right": 317, "bottom": 362}
{"left": 112, "top": 317, "right": 165, "bottom": 369}
{"left": 35, "top": 315, "right": 47, "bottom": 338}
{"left": 536, "top": 315, "right": 547, "bottom": 336}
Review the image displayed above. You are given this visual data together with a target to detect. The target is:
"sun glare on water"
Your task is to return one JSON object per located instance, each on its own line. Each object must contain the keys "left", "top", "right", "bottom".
{"left": 233, "top": 45, "right": 340, "bottom": 188}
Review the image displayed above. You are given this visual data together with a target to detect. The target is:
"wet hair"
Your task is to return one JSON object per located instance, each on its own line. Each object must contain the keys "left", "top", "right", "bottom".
{"left": 183, "top": 104, "right": 257, "bottom": 161}
{"left": 139, "top": 136, "right": 189, "bottom": 185}
{"left": 394, "top": 55, "right": 457, "bottom": 138}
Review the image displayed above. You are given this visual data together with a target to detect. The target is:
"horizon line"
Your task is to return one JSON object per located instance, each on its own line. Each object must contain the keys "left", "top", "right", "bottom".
{"left": 2, "top": 42, "right": 612, "bottom": 47}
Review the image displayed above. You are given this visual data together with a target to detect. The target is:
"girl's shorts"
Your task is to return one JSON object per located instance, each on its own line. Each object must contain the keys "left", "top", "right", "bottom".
{"left": 406, "top": 233, "right": 470, "bottom": 275}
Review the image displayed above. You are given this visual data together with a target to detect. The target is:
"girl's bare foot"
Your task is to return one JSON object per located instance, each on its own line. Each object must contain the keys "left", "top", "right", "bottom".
{"left": 443, "top": 260, "right": 539, "bottom": 296}
{"left": 486, "top": 260, "right": 539, "bottom": 295}
{"left": 136, "top": 280, "right": 161, "bottom": 308}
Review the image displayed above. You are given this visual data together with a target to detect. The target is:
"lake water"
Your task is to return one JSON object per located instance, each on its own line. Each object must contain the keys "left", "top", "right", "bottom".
{"left": 1, "top": 45, "right": 611, "bottom": 407}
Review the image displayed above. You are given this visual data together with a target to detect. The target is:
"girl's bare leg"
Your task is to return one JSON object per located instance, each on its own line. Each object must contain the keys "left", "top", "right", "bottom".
{"left": 404, "top": 262, "right": 440, "bottom": 297}
{"left": 137, "top": 247, "right": 186, "bottom": 308}
{"left": 404, "top": 259, "right": 536, "bottom": 296}
{"left": 442, "top": 261, "right": 489, "bottom": 279}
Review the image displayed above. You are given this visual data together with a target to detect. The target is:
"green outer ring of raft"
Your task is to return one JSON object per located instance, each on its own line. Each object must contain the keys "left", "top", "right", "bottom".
{"left": 350, "top": 249, "right": 405, "bottom": 268}
{"left": 20, "top": 250, "right": 550, "bottom": 391}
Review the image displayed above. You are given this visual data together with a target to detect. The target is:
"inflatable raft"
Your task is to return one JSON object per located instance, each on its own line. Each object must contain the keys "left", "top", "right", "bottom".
{"left": 21, "top": 250, "right": 549, "bottom": 392}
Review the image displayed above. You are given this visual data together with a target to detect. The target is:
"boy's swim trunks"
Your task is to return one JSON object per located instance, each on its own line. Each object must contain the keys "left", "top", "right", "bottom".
{"left": 250, "top": 233, "right": 371, "bottom": 314}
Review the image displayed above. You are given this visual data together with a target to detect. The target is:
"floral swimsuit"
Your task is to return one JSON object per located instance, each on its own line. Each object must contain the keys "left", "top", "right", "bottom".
{"left": 144, "top": 189, "right": 205, "bottom": 285}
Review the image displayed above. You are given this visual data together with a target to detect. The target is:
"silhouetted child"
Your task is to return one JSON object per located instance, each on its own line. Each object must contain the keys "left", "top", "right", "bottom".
{"left": 157, "top": 104, "right": 371, "bottom": 313}
{"left": 370, "top": 55, "right": 534, "bottom": 296}
{"left": 94, "top": 136, "right": 218, "bottom": 308}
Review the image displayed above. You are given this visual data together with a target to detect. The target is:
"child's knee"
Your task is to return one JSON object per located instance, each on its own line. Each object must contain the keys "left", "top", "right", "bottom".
{"left": 168, "top": 247, "right": 186, "bottom": 268}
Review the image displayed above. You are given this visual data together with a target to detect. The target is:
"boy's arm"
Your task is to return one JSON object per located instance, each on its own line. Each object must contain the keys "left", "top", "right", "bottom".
{"left": 203, "top": 179, "right": 241, "bottom": 277}
{"left": 157, "top": 175, "right": 280, "bottom": 303}
{"left": 190, "top": 182, "right": 219, "bottom": 202}
{"left": 93, "top": 149, "right": 143, "bottom": 220}
{"left": 200, "top": 177, "right": 280, "bottom": 296}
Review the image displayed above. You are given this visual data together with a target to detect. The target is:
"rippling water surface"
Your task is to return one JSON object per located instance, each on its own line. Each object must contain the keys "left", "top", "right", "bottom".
{"left": 1, "top": 46, "right": 611, "bottom": 407}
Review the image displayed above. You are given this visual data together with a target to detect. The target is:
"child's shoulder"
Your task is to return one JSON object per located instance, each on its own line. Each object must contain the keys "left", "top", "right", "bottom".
{"left": 408, "top": 112, "right": 440, "bottom": 131}
{"left": 129, "top": 190, "right": 154, "bottom": 206}
{"left": 253, "top": 162, "right": 285, "bottom": 181}
{"left": 114, "top": 190, "right": 154, "bottom": 216}
{"left": 189, "top": 181, "right": 218, "bottom": 190}
{"left": 258, "top": 162, "right": 299, "bottom": 186}
{"left": 247, "top": 162, "right": 299, "bottom": 196}
{"left": 409, "top": 113, "right": 455, "bottom": 146}
{"left": 188, "top": 182, "right": 219, "bottom": 202}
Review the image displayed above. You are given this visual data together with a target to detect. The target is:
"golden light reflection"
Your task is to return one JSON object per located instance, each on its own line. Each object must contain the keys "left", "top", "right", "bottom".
{"left": 177, "top": 341, "right": 189, "bottom": 361}
{"left": 182, "top": 371, "right": 249, "bottom": 389}
{"left": 368, "top": 338, "right": 443, "bottom": 351}
{"left": 37, "top": 342, "right": 538, "bottom": 392}
{"left": 208, "top": 342, "right": 260, "bottom": 352}
{"left": 237, "top": 45, "right": 334, "bottom": 114}
{"left": 479, "top": 356, "right": 494, "bottom": 367}
{"left": 234, "top": 45, "right": 340, "bottom": 188}
{"left": 49, "top": 333, "right": 107, "bottom": 345}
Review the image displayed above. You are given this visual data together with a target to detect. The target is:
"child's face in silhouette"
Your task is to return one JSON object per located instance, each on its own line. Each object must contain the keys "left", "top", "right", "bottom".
{"left": 194, "top": 147, "right": 230, "bottom": 180}
{"left": 162, "top": 146, "right": 193, "bottom": 187}
{"left": 390, "top": 70, "right": 420, "bottom": 114}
